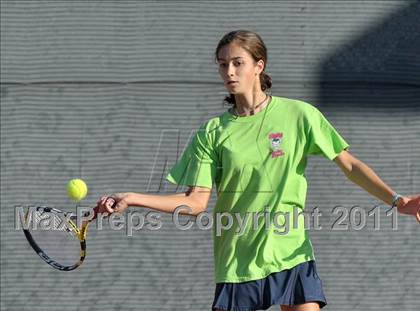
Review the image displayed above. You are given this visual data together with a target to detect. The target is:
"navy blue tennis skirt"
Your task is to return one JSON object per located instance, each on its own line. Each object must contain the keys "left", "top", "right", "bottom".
{"left": 212, "top": 260, "right": 327, "bottom": 311}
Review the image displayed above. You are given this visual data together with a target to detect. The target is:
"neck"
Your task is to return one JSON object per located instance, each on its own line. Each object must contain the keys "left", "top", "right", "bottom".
{"left": 234, "top": 91, "right": 269, "bottom": 116}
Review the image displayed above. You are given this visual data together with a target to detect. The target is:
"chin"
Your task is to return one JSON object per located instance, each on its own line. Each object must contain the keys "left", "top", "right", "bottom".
{"left": 226, "top": 88, "right": 242, "bottom": 94}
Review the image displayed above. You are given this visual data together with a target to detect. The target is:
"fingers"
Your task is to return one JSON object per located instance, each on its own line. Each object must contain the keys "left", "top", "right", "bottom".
{"left": 96, "top": 195, "right": 117, "bottom": 215}
{"left": 96, "top": 196, "right": 108, "bottom": 207}
{"left": 113, "top": 200, "right": 127, "bottom": 213}
{"left": 103, "top": 197, "right": 116, "bottom": 214}
{"left": 104, "top": 197, "right": 117, "bottom": 210}
{"left": 96, "top": 194, "right": 128, "bottom": 215}
{"left": 397, "top": 198, "right": 420, "bottom": 224}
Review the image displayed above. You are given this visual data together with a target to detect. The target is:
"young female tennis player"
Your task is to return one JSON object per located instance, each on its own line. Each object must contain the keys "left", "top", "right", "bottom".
{"left": 97, "top": 30, "right": 420, "bottom": 311}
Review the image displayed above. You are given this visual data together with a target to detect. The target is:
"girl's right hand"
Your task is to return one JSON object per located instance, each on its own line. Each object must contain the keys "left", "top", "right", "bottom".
{"left": 95, "top": 193, "right": 131, "bottom": 215}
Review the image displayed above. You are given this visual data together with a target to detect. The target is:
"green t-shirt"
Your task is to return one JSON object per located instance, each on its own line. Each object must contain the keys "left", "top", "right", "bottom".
{"left": 166, "top": 96, "right": 350, "bottom": 283}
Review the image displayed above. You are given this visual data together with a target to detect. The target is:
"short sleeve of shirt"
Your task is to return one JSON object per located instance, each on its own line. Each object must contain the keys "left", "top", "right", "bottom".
{"left": 166, "top": 123, "right": 218, "bottom": 189}
{"left": 306, "top": 105, "right": 350, "bottom": 160}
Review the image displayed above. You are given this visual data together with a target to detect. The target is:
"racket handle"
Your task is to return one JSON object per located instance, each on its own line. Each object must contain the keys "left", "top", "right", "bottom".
{"left": 88, "top": 197, "right": 118, "bottom": 221}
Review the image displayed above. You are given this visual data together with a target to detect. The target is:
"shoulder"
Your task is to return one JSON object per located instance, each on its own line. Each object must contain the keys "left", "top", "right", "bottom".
{"left": 200, "top": 116, "right": 223, "bottom": 132}
{"left": 196, "top": 110, "right": 229, "bottom": 137}
{"left": 272, "top": 96, "right": 321, "bottom": 120}
{"left": 191, "top": 115, "right": 225, "bottom": 148}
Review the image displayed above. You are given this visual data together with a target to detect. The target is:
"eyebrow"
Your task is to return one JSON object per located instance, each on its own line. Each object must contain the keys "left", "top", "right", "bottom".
{"left": 217, "top": 56, "right": 244, "bottom": 62}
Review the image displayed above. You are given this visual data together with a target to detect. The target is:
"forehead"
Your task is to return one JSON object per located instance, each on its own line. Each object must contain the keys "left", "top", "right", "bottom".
{"left": 217, "top": 43, "right": 252, "bottom": 61}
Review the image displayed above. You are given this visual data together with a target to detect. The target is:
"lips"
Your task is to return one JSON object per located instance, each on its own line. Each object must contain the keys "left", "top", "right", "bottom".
{"left": 227, "top": 81, "right": 238, "bottom": 85}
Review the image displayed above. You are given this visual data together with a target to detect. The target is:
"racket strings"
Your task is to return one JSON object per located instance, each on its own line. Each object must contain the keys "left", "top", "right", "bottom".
{"left": 33, "top": 209, "right": 77, "bottom": 235}
{"left": 28, "top": 208, "right": 82, "bottom": 266}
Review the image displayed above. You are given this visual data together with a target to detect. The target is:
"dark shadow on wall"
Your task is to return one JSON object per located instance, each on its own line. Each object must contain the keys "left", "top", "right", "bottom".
{"left": 317, "top": 2, "right": 420, "bottom": 110}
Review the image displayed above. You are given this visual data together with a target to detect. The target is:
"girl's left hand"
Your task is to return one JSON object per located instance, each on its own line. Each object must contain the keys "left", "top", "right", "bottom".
{"left": 397, "top": 195, "right": 420, "bottom": 223}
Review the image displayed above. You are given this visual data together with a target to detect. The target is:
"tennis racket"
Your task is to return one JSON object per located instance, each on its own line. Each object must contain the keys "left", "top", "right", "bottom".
{"left": 22, "top": 197, "right": 117, "bottom": 271}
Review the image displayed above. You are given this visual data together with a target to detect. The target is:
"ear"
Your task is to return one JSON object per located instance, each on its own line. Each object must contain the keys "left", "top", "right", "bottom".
{"left": 255, "top": 59, "right": 265, "bottom": 75}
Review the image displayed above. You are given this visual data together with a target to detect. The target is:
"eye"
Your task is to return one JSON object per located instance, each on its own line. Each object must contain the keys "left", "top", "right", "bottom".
{"left": 234, "top": 61, "right": 243, "bottom": 66}
{"left": 219, "top": 63, "right": 227, "bottom": 68}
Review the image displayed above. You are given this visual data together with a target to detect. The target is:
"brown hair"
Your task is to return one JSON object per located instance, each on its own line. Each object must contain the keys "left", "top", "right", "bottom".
{"left": 215, "top": 30, "right": 272, "bottom": 106}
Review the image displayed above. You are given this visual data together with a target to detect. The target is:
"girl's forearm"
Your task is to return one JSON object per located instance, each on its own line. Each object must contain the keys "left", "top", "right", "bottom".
{"left": 123, "top": 191, "right": 204, "bottom": 216}
{"left": 345, "top": 160, "right": 401, "bottom": 207}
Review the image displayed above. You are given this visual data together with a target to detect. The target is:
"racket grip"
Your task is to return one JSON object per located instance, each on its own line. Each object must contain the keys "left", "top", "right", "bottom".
{"left": 88, "top": 197, "right": 118, "bottom": 221}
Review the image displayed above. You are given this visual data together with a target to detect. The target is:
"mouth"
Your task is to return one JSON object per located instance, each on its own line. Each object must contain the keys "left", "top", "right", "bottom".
{"left": 226, "top": 81, "right": 238, "bottom": 85}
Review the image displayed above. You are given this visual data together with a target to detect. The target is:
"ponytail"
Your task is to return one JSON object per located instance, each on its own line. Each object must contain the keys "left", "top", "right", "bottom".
{"left": 260, "top": 71, "right": 272, "bottom": 91}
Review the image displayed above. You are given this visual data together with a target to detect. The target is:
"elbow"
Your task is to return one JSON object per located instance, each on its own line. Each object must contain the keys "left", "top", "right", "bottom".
{"left": 342, "top": 161, "right": 358, "bottom": 180}
{"left": 184, "top": 186, "right": 211, "bottom": 216}
{"left": 342, "top": 163, "right": 354, "bottom": 178}
{"left": 174, "top": 202, "right": 204, "bottom": 216}
{"left": 177, "top": 195, "right": 207, "bottom": 216}
{"left": 190, "top": 200, "right": 207, "bottom": 216}
{"left": 334, "top": 150, "right": 359, "bottom": 177}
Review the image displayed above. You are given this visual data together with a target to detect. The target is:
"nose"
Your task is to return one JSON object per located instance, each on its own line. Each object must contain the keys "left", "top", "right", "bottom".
{"left": 226, "top": 63, "right": 235, "bottom": 78}
{"left": 219, "top": 62, "right": 236, "bottom": 81}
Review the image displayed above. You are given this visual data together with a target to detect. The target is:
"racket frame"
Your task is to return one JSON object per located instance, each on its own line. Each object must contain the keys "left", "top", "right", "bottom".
{"left": 22, "top": 206, "right": 89, "bottom": 271}
{"left": 22, "top": 198, "right": 116, "bottom": 271}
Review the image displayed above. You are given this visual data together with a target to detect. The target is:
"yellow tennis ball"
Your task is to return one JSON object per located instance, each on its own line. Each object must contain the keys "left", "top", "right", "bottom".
{"left": 66, "top": 179, "right": 88, "bottom": 202}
